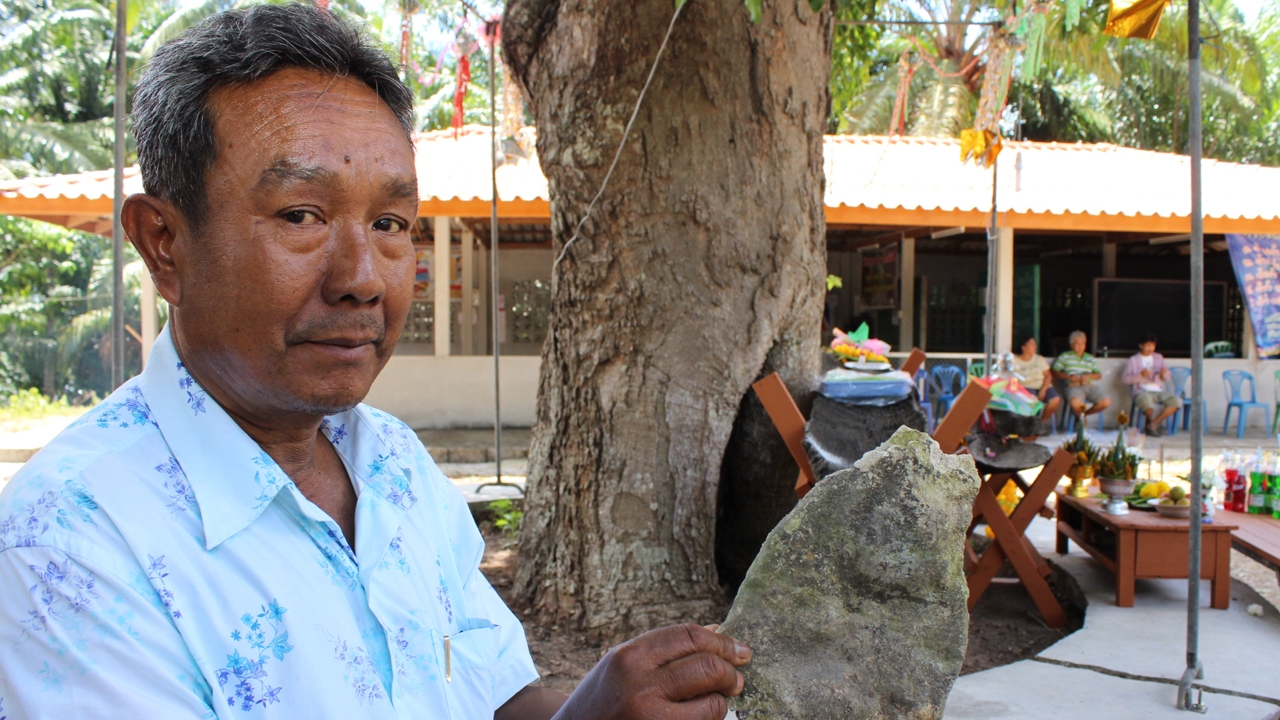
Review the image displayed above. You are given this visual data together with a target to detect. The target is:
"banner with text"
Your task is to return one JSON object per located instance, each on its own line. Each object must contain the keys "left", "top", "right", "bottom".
{"left": 1226, "top": 234, "right": 1280, "bottom": 358}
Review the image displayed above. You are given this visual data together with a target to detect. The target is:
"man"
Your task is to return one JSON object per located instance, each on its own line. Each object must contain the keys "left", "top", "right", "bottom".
{"left": 1052, "top": 330, "right": 1111, "bottom": 421}
{"left": 1122, "top": 333, "right": 1179, "bottom": 436}
{"left": 0, "top": 6, "right": 748, "bottom": 718}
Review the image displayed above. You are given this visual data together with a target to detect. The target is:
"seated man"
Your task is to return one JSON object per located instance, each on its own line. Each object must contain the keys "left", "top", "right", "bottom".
{"left": 1123, "top": 333, "right": 1180, "bottom": 436}
{"left": 1052, "top": 330, "right": 1111, "bottom": 421}
{"left": 0, "top": 6, "right": 748, "bottom": 719}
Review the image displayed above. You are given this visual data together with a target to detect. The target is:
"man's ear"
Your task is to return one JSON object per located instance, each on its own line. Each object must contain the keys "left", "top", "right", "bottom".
{"left": 122, "top": 194, "right": 186, "bottom": 307}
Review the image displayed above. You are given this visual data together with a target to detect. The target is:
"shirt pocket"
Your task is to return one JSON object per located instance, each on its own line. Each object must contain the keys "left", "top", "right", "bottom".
{"left": 444, "top": 621, "right": 499, "bottom": 717}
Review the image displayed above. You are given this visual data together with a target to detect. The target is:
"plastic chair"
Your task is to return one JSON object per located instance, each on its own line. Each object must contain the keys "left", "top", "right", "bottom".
{"left": 1062, "top": 405, "right": 1104, "bottom": 433}
{"left": 1222, "top": 369, "right": 1271, "bottom": 438}
{"left": 931, "top": 365, "right": 965, "bottom": 418}
{"left": 915, "top": 368, "right": 935, "bottom": 434}
{"left": 1168, "top": 366, "right": 1206, "bottom": 434}
{"left": 968, "top": 362, "right": 985, "bottom": 380}
{"left": 1205, "top": 341, "right": 1234, "bottom": 358}
{"left": 1130, "top": 382, "right": 1179, "bottom": 435}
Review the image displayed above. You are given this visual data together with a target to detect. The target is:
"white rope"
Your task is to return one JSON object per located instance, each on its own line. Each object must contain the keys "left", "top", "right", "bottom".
{"left": 551, "top": 1, "right": 686, "bottom": 276}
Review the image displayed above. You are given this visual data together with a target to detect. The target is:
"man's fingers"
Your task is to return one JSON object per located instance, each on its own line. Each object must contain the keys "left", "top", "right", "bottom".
{"left": 657, "top": 652, "right": 744, "bottom": 702}
{"left": 671, "top": 693, "right": 731, "bottom": 720}
{"left": 641, "top": 623, "right": 752, "bottom": 667}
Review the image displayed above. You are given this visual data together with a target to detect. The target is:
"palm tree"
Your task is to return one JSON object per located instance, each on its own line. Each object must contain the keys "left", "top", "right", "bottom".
{"left": 836, "top": 0, "right": 1279, "bottom": 164}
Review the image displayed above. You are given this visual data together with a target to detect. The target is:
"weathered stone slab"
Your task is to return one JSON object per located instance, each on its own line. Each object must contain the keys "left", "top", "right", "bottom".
{"left": 721, "top": 427, "right": 981, "bottom": 720}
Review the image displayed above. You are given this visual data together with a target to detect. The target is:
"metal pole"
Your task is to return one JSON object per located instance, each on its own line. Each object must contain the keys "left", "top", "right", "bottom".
{"left": 111, "top": 0, "right": 127, "bottom": 389}
{"left": 1178, "top": 0, "right": 1207, "bottom": 711}
{"left": 983, "top": 159, "right": 998, "bottom": 374}
{"left": 477, "top": 21, "right": 517, "bottom": 494}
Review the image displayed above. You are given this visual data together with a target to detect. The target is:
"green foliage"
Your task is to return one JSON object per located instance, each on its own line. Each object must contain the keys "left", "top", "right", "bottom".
{"left": 0, "top": 215, "right": 141, "bottom": 401}
{"left": 1098, "top": 438, "right": 1141, "bottom": 480}
{"left": 487, "top": 499, "right": 523, "bottom": 537}
{"left": 0, "top": 386, "right": 87, "bottom": 421}
{"left": 832, "top": 0, "right": 1279, "bottom": 165}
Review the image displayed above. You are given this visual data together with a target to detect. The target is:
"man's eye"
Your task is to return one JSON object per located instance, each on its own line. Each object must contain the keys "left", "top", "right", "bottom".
{"left": 283, "top": 210, "right": 321, "bottom": 225}
{"left": 373, "top": 218, "right": 406, "bottom": 233}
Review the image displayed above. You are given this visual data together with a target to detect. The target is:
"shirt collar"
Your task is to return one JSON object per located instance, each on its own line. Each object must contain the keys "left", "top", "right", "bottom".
{"left": 141, "top": 326, "right": 308, "bottom": 550}
{"left": 140, "top": 326, "right": 418, "bottom": 555}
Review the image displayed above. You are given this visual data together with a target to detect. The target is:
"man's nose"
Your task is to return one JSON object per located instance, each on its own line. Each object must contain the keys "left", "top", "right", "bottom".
{"left": 324, "top": 221, "right": 385, "bottom": 306}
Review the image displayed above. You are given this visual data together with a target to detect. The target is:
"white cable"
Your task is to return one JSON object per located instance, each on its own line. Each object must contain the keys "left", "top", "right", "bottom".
{"left": 551, "top": 2, "right": 686, "bottom": 276}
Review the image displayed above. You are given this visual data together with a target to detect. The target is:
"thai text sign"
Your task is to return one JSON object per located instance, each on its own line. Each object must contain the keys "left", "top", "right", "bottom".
{"left": 1226, "top": 234, "right": 1280, "bottom": 358}
{"left": 861, "top": 245, "right": 899, "bottom": 310}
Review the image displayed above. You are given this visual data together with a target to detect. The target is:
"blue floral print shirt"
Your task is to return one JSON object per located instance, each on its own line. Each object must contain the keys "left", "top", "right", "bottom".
{"left": 0, "top": 327, "right": 538, "bottom": 719}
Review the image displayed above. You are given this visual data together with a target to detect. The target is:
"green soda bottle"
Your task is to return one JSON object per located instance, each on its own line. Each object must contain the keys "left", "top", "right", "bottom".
{"left": 1249, "top": 452, "right": 1268, "bottom": 515}
{"left": 1268, "top": 453, "right": 1280, "bottom": 517}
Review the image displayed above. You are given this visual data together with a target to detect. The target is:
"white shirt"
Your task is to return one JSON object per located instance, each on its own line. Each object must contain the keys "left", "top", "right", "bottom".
{"left": 1138, "top": 355, "right": 1164, "bottom": 392}
{"left": 0, "top": 327, "right": 537, "bottom": 719}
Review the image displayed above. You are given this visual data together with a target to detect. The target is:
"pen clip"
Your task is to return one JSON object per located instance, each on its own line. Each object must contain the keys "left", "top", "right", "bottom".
{"left": 444, "top": 634, "right": 451, "bottom": 683}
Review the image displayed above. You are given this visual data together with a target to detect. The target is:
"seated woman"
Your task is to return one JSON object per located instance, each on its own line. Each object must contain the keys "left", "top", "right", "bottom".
{"left": 1011, "top": 335, "right": 1062, "bottom": 434}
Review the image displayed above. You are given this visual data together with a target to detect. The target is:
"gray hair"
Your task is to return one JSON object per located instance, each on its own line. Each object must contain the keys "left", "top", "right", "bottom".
{"left": 1069, "top": 330, "right": 1087, "bottom": 344}
{"left": 132, "top": 3, "right": 414, "bottom": 228}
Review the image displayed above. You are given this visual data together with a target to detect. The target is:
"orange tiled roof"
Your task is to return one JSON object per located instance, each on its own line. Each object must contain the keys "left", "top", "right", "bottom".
{"left": 3, "top": 128, "right": 1278, "bottom": 234}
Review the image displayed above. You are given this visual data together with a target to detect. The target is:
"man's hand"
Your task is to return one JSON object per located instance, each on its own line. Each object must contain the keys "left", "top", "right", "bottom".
{"left": 1037, "top": 386, "right": 1048, "bottom": 401}
{"left": 551, "top": 623, "right": 751, "bottom": 720}
{"left": 1140, "top": 368, "right": 1153, "bottom": 380}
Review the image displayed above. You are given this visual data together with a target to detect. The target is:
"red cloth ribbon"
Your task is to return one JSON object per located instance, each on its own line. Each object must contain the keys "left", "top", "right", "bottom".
{"left": 451, "top": 54, "right": 471, "bottom": 138}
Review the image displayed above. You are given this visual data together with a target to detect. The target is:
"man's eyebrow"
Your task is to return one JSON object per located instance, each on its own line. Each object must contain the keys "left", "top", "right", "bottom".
{"left": 253, "top": 160, "right": 337, "bottom": 191}
{"left": 383, "top": 177, "right": 419, "bottom": 201}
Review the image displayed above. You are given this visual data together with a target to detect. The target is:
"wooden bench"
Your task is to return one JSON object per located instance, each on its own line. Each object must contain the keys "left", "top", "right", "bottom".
{"left": 1229, "top": 512, "right": 1280, "bottom": 585}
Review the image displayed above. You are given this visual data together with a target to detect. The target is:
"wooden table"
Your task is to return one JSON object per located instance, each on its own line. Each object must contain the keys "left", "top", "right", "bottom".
{"left": 1228, "top": 510, "right": 1280, "bottom": 579}
{"left": 1055, "top": 491, "right": 1237, "bottom": 609}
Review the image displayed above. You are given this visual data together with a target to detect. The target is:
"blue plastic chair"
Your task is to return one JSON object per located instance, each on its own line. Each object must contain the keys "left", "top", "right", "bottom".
{"left": 1062, "top": 404, "right": 1104, "bottom": 433}
{"left": 931, "top": 365, "right": 965, "bottom": 419}
{"left": 1168, "top": 366, "right": 1206, "bottom": 433}
{"left": 1222, "top": 370, "right": 1271, "bottom": 438}
{"left": 914, "top": 369, "right": 935, "bottom": 434}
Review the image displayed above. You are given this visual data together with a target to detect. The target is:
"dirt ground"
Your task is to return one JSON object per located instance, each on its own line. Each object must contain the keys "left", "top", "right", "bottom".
{"left": 477, "top": 525, "right": 1087, "bottom": 692}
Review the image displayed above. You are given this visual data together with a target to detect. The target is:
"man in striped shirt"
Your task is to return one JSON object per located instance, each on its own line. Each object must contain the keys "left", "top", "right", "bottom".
{"left": 1052, "top": 330, "right": 1112, "bottom": 421}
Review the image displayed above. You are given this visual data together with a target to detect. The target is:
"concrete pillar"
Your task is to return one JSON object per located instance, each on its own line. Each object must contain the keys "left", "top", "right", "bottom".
{"left": 1102, "top": 240, "right": 1117, "bottom": 278}
{"left": 460, "top": 228, "right": 474, "bottom": 355}
{"left": 899, "top": 235, "right": 915, "bottom": 352}
{"left": 140, "top": 270, "right": 158, "bottom": 367}
{"left": 433, "top": 216, "right": 451, "bottom": 356}
{"left": 995, "top": 227, "right": 1015, "bottom": 355}
{"left": 478, "top": 239, "right": 490, "bottom": 355}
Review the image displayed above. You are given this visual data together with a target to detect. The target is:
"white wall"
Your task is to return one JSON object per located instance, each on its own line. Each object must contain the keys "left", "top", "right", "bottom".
{"left": 364, "top": 353, "right": 1280, "bottom": 433}
{"left": 365, "top": 354, "right": 542, "bottom": 429}
{"left": 1093, "top": 357, "right": 1280, "bottom": 430}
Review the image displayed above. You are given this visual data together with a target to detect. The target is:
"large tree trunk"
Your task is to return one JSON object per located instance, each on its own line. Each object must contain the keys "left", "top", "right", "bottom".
{"left": 504, "top": 0, "right": 830, "bottom": 641}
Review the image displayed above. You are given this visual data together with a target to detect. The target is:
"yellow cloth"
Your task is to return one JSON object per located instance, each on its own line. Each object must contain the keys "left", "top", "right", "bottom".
{"left": 1104, "top": 0, "right": 1170, "bottom": 40}
{"left": 960, "top": 129, "right": 1003, "bottom": 168}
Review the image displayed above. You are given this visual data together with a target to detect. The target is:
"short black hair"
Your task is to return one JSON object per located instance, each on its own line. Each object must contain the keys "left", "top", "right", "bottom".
{"left": 133, "top": 3, "right": 414, "bottom": 227}
{"left": 1140, "top": 333, "right": 1158, "bottom": 345}
{"left": 1019, "top": 334, "right": 1038, "bottom": 349}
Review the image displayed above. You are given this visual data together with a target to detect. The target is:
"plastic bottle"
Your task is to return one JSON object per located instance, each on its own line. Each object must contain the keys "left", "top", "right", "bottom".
{"left": 1264, "top": 450, "right": 1274, "bottom": 512}
{"left": 1234, "top": 452, "right": 1251, "bottom": 513}
{"left": 1249, "top": 449, "right": 1268, "bottom": 515}
{"left": 1223, "top": 451, "right": 1239, "bottom": 511}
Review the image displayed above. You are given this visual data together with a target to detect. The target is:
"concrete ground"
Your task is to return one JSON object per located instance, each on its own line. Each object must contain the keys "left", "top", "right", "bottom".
{"left": 943, "top": 514, "right": 1280, "bottom": 720}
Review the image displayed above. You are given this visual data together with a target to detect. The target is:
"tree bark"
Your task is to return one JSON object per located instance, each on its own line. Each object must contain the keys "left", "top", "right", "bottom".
{"left": 504, "top": 0, "right": 830, "bottom": 641}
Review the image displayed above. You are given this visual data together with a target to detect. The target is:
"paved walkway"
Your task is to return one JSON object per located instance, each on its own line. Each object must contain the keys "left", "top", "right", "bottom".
{"left": 943, "top": 515, "right": 1280, "bottom": 720}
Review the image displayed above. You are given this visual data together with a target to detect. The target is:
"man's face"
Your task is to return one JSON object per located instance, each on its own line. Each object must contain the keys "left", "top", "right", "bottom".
{"left": 168, "top": 68, "right": 418, "bottom": 416}
{"left": 1139, "top": 341, "right": 1156, "bottom": 355}
{"left": 1071, "top": 335, "right": 1087, "bottom": 355}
